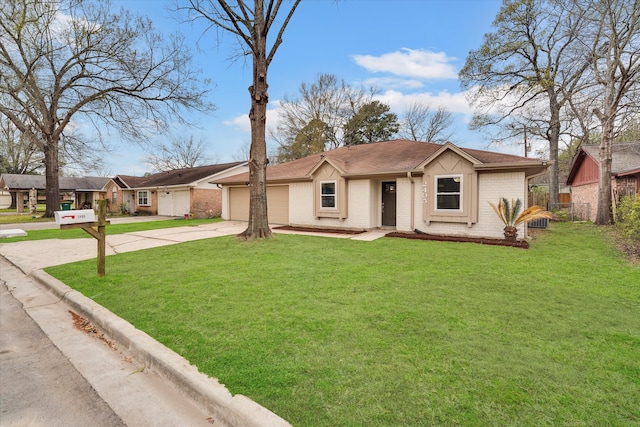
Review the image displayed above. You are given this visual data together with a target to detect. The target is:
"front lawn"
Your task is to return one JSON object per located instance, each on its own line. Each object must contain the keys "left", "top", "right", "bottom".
{"left": 46, "top": 222, "right": 640, "bottom": 426}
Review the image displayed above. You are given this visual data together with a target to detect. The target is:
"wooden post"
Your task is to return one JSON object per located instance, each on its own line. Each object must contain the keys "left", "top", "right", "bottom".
{"left": 96, "top": 199, "right": 106, "bottom": 276}
{"left": 59, "top": 200, "right": 109, "bottom": 276}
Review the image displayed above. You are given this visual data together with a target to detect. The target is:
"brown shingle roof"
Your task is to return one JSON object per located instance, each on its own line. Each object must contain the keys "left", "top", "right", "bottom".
{"left": 580, "top": 142, "right": 640, "bottom": 174}
{"left": 215, "top": 139, "right": 545, "bottom": 184}
{"left": 116, "top": 161, "right": 247, "bottom": 188}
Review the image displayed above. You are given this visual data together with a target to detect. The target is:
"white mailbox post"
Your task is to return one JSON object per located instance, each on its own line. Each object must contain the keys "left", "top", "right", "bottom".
{"left": 56, "top": 201, "right": 109, "bottom": 276}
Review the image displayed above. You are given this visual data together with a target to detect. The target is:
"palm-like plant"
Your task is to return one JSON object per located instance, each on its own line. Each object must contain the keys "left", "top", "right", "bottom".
{"left": 489, "top": 198, "right": 553, "bottom": 241}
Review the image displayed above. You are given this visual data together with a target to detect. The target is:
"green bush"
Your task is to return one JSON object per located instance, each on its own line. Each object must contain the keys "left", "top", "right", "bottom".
{"left": 616, "top": 195, "right": 640, "bottom": 242}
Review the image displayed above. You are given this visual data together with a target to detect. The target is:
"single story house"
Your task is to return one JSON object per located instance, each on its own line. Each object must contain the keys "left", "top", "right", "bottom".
{"left": 214, "top": 139, "right": 549, "bottom": 240}
{"left": 0, "top": 174, "right": 109, "bottom": 212}
{"left": 103, "top": 161, "right": 248, "bottom": 218}
{"left": 566, "top": 142, "right": 640, "bottom": 222}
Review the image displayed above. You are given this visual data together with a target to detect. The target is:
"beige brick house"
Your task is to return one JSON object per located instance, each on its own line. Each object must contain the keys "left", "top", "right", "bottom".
{"left": 104, "top": 162, "right": 248, "bottom": 218}
{"left": 214, "top": 140, "right": 548, "bottom": 240}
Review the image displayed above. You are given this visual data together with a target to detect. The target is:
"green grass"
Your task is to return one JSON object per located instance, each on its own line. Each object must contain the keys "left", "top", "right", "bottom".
{"left": 0, "top": 218, "right": 222, "bottom": 242}
{"left": 46, "top": 222, "right": 640, "bottom": 426}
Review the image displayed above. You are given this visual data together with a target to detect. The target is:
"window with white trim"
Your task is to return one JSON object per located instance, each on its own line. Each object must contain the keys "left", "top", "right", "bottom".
{"left": 435, "top": 175, "right": 462, "bottom": 211}
{"left": 111, "top": 187, "right": 117, "bottom": 205}
{"left": 320, "top": 181, "right": 337, "bottom": 209}
{"left": 137, "top": 190, "right": 150, "bottom": 206}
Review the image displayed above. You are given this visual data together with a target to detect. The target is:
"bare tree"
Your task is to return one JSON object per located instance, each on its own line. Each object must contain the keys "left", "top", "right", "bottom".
{"left": 460, "top": 0, "right": 591, "bottom": 207}
{"left": 0, "top": 114, "right": 43, "bottom": 174}
{"left": 145, "top": 135, "right": 215, "bottom": 171}
{"left": 399, "top": 102, "right": 454, "bottom": 143}
{"left": 0, "top": 0, "right": 212, "bottom": 217}
{"left": 180, "top": 0, "right": 302, "bottom": 239}
{"left": 273, "top": 73, "right": 377, "bottom": 152}
{"left": 232, "top": 141, "right": 251, "bottom": 161}
{"left": 584, "top": 0, "right": 640, "bottom": 224}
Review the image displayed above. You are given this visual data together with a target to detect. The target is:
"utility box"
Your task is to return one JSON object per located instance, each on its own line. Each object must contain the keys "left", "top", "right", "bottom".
{"left": 54, "top": 209, "right": 96, "bottom": 225}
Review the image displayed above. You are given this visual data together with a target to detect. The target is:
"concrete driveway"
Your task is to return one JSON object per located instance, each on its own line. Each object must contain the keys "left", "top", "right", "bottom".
{"left": 0, "top": 220, "right": 249, "bottom": 273}
{"left": 0, "top": 220, "right": 387, "bottom": 274}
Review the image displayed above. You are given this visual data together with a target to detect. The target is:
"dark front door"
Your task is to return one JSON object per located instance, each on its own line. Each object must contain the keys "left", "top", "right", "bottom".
{"left": 382, "top": 182, "right": 396, "bottom": 226}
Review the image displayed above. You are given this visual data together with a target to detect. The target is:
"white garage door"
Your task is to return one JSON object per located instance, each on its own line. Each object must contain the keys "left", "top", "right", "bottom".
{"left": 228, "top": 186, "right": 289, "bottom": 224}
{"left": 174, "top": 190, "right": 190, "bottom": 216}
{"left": 158, "top": 190, "right": 191, "bottom": 217}
{"left": 158, "top": 191, "right": 173, "bottom": 216}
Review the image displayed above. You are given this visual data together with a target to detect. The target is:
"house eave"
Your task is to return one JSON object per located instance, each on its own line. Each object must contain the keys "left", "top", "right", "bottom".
{"left": 614, "top": 168, "right": 640, "bottom": 177}
{"left": 340, "top": 169, "right": 424, "bottom": 179}
{"left": 475, "top": 161, "right": 549, "bottom": 176}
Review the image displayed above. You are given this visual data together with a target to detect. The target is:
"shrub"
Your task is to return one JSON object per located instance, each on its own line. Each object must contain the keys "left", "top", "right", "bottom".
{"left": 616, "top": 195, "right": 640, "bottom": 242}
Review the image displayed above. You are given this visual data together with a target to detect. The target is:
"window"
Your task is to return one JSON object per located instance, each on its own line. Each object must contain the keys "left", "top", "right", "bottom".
{"left": 436, "top": 175, "right": 462, "bottom": 211}
{"left": 111, "top": 187, "right": 117, "bottom": 205}
{"left": 137, "top": 190, "right": 150, "bottom": 206}
{"left": 320, "top": 181, "right": 336, "bottom": 209}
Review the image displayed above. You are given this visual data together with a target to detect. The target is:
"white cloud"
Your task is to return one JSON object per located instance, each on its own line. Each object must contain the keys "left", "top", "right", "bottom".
{"left": 223, "top": 114, "right": 251, "bottom": 133}
{"left": 360, "top": 77, "right": 425, "bottom": 90}
{"left": 352, "top": 48, "right": 458, "bottom": 80}
{"left": 376, "top": 89, "right": 474, "bottom": 116}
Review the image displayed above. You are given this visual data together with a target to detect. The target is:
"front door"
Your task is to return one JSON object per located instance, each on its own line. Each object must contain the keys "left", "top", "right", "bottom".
{"left": 382, "top": 182, "right": 396, "bottom": 227}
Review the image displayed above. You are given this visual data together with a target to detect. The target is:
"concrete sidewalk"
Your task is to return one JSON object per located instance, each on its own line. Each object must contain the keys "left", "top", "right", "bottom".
{"left": 0, "top": 220, "right": 387, "bottom": 426}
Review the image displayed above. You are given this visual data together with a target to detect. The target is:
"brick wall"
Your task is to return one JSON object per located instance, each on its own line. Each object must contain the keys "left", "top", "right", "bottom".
{"left": 571, "top": 183, "right": 598, "bottom": 222}
{"left": 190, "top": 188, "right": 222, "bottom": 218}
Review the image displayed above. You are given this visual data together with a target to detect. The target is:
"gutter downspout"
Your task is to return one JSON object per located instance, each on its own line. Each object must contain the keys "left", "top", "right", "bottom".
{"left": 407, "top": 172, "right": 416, "bottom": 231}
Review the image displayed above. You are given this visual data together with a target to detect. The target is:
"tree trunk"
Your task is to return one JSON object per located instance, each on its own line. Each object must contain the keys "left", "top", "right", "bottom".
{"left": 547, "top": 90, "right": 561, "bottom": 209}
{"left": 238, "top": 4, "right": 271, "bottom": 240}
{"left": 503, "top": 225, "right": 518, "bottom": 241}
{"left": 43, "top": 136, "right": 60, "bottom": 218}
{"left": 595, "top": 113, "right": 614, "bottom": 225}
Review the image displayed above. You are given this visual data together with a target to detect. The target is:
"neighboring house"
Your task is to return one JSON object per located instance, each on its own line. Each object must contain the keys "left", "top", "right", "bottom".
{"left": 104, "top": 162, "right": 249, "bottom": 218}
{"left": 102, "top": 175, "right": 148, "bottom": 215}
{"left": 214, "top": 139, "right": 549, "bottom": 240}
{"left": 566, "top": 142, "right": 640, "bottom": 222}
{"left": 0, "top": 174, "right": 108, "bottom": 212}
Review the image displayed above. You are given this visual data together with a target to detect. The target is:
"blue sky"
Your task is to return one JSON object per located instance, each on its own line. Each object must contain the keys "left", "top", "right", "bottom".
{"left": 106, "top": 0, "right": 508, "bottom": 175}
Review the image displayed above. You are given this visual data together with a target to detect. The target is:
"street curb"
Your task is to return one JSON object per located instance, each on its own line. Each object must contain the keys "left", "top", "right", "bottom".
{"left": 30, "top": 269, "right": 291, "bottom": 427}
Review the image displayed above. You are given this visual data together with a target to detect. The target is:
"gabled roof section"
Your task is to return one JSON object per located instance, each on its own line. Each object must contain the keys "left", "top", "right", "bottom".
{"left": 0, "top": 174, "right": 108, "bottom": 191}
{"left": 115, "top": 175, "right": 148, "bottom": 188}
{"left": 116, "top": 161, "right": 247, "bottom": 189}
{"left": 214, "top": 139, "right": 547, "bottom": 184}
{"left": 308, "top": 156, "right": 347, "bottom": 176}
{"left": 1, "top": 174, "right": 44, "bottom": 190}
{"left": 416, "top": 141, "right": 482, "bottom": 169}
{"left": 566, "top": 142, "right": 640, "bottom": 184}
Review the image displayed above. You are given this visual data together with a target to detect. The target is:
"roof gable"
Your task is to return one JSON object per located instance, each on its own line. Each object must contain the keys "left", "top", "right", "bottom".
{"left": 567, "top": 142, "right": 640, "bottom": 184}
{"left": 417, "top": 142, "right": 481, "bottom": 169}
{"left": 308, "top": 156, "right": 347, "bottom": 176}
